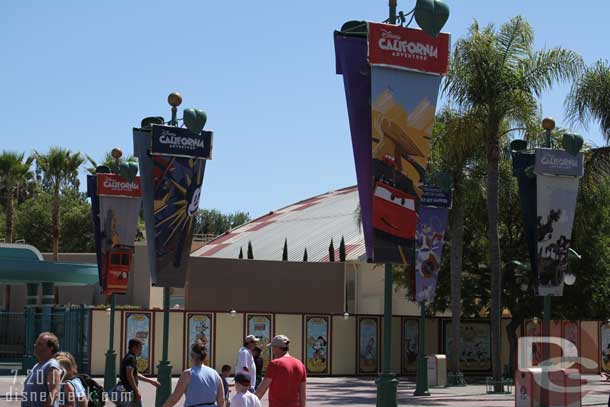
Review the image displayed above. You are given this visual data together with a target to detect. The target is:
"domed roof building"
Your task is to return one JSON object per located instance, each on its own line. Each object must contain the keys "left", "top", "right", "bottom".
{"left": 192, "top": 186, "right": 365, "bottom": 262}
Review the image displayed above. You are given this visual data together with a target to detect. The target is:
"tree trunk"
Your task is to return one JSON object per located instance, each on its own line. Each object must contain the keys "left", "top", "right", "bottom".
{"left": 5, "top": 189, "right": 14, "bottom": 243}
{"left": 52, "top": 181, "right": 60, "bottom": 261}
{"left": 487, "top": 134, "right": 503, "bottom": 391}
{"left": 449, "top": 180, "right": 464, "bottom": 374}
{"left": 506, "top": 317, "right": 522, "bottom": 377}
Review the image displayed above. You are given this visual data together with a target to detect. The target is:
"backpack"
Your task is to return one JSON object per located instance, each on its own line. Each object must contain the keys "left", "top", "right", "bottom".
{"left": 75, "top": 373, "right": 105, "bottom": 407}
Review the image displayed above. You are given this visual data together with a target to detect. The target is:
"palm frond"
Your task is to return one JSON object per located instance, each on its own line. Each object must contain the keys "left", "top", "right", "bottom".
{"left": 565, "top": 59, "right": 610, "bottom": 142}
{"left": 519, "top": 48, "right": 583, "bottom": 97}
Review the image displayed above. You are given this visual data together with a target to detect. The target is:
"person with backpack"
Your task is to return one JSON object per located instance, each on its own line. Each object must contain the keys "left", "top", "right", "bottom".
{"left": 56, "top": 352, "right": 88, "bottom": 407}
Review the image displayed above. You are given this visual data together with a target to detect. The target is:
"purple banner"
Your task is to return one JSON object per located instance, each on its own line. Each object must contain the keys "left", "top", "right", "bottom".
{"left": 415, "top": 205, "right": 448, "bottom": 302}
{"left": 334, "top": 33, "right": 374, "bottom": 260}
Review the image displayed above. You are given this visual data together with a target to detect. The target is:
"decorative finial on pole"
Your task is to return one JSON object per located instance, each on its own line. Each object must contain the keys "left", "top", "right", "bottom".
{"left": 542, "top": 117, "right": 555, "bottom": 148}
{"left": 168, "top": 92, "right": 183, "bottom": 126}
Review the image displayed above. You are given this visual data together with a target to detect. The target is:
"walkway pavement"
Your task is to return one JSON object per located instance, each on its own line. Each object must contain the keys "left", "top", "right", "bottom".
{"left": 2, "top": 374, "right": 610, "bottom": 406}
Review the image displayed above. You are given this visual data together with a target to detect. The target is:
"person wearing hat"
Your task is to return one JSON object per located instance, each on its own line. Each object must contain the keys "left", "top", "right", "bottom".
{"left": 256, "top": 335, "right": 306, "bottom": 407}
{"left": 230, "top": 373, "right": 261, "bottom": 407}
{"left": 236, "top": 335, "right": 259, "bottom": 392}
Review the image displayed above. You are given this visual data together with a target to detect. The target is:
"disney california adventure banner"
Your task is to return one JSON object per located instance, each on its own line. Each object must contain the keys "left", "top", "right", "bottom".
{"left": 134, "top": 124, "right": 212, "bottom": 287}
{"left": 335, "top": 22, "right": 449, "bottom": 264}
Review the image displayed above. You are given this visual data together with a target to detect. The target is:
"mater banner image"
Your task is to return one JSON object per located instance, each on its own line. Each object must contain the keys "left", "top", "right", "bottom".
{"left": 335, "top": 24, "right": 448, "bottom": 265}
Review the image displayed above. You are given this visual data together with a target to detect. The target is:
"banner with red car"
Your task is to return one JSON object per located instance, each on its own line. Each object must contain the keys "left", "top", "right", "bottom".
{"left": 87, "top": 174, "right": 142, "bottom": 295}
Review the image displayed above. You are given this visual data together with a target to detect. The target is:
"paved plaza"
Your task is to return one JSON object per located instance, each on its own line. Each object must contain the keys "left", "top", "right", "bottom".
{"left": 3, "top": 375, "right": 610, "bottom": 406}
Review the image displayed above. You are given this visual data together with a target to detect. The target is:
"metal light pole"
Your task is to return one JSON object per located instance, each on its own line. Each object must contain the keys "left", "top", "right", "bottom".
{"left": 413, "top": 301, "right": 429, "bottom": 396}
{"left": 375, "top": 6, "right": 400, "bottom": 406}
{"left": 376, "top": 263, "right": 398, "bottom": 407}
{"left": 155, "top": 92, "right": 183, "bottom": 407}
{"left": 103, "top": 294, "right": 117, "bottom": 391}
{"left": 540, "top": 116, "right": 555, "bottom": 407}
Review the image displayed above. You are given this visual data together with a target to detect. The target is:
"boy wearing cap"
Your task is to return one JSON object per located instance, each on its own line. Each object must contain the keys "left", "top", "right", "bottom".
{"left": 256, "top": 335, "right": 307, "bottom": 407}
{"left": 231, "top": 373, "right": 261, "bottom": 407}
{"left": 236, "top": 335, "right": 259, "bottom": 391}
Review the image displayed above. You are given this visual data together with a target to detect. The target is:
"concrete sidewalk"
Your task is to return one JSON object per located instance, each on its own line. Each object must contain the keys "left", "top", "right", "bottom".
{"left": 2, "top": 375, "right": 610, "bottom": 406}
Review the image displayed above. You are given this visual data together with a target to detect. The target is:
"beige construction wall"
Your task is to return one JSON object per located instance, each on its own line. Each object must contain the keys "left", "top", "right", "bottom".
{"left": 331, "top": 316, "right": 356, "bottom": 375}
{"left": 275, "top": 314, "right": 303, "bottom": 362}
{"left": 88, "top": 311, "right": 598, "bottom": 378}
{"left": 151, "top": 311, "right": 184, "bottom": 375}
{"left": 215, "top": 312, "right": 244, "bottom": 371}
{"left": 90, "top": 309, "right": 122, "bottom": 376}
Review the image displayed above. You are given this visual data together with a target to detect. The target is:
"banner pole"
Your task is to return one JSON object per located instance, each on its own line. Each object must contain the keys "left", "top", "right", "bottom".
{"left": 156, "top": 287, "right": 172, "bottom": 406}
{"left": 414, "top": 301, "right": 430, "bottom": 396}
{"left": 388, "top": 0, "right": 397, "bottom": 24}
{"left": 375, "top": 263, "right": 398, "bottom": 407}
{"left": 103, "top": 294, "right": 117, "bottom": 391}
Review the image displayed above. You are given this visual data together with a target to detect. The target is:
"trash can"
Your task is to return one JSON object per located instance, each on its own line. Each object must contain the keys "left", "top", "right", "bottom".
{"left": 426, "top": 354, "right": 447, "bottom": 387}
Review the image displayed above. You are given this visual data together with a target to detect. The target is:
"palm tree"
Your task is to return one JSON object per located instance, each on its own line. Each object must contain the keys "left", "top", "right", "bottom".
{"left": 444, "top": 16, "right": 582, "bottom": 389}
{"left": 430, "top": 108, "right": 485, "bottom": 376}
{"left": 566, "top": 60, "right": 610, "bottom": 142}
{"left": 34, "top": 147, "right": 84, "bottom": 261}
{"left": 0, "top": 152, "right": 34, "bottom": 242}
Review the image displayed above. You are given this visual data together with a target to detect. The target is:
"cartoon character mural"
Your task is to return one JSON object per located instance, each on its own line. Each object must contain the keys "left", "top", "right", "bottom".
{"left": 358, "top": 317, "right": 379, "bottom": 374}
{"left": 444, "top": 321, "right": 491, "bottom": 371}
{"left": 304, "top": 316, "right": 330, "bottom": 375}
{"left": 186, "top": 314, "right": 213, "bottom": 367}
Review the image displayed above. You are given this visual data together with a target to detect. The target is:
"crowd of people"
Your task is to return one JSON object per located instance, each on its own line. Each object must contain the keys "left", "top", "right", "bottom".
{"left": 21, "top": 332, "right": 307, "bottom": 407}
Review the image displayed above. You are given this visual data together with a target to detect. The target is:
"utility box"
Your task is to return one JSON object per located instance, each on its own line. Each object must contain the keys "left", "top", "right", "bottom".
{"left": 515, "top": 368, "right": 581, "bottom": 407}
{"left": 426, "top": 354, "right": 447, "bottom": 387}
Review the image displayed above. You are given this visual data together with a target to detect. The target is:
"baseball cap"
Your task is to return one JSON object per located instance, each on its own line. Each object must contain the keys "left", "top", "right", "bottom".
{"left": 234, "top": 373, "right": 251, "bottom": 385}
{"left": 268, "top": 335, "right": 290, "bottom": 348}
{"left": 245, "top": 335, "right": 259, "bottom": 344}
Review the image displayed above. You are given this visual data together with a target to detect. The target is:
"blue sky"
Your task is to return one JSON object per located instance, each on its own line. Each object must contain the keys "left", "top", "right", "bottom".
{"left": 2, "top": 1, "right": 608, "bottom": 218}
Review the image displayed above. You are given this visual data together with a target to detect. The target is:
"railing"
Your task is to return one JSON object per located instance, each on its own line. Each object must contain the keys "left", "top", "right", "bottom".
{"left": 0, "top": 312, "right": 25, "bottom": 361}
{"left": 0, "top": 306, "right": 91, "bottom": 373}
{"left": 192, "top": 233, "right": 217, "bottom": 245}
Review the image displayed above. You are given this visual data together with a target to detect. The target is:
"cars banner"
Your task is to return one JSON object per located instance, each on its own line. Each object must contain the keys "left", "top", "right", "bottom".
{"left": 87, "top": 173, "right": 142, "bottom": 294}
{"left": 335, "top": 23, "right": 449, "bottom": 264}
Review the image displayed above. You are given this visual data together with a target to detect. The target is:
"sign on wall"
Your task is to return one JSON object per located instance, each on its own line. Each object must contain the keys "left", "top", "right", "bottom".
{"left": 444, "top": 321, "right": 491, "bottom": 372}
{"left": 358, "top": 316, "right": 380, "bottom": 374}
{"left": 402, "top": 318, "right": 418, "bottom": 373}
{"left": 124, "top": 312, "right": 152, "bottom": 374}
{"left": 246, "top": 314, "right": 273, "bottom": 370}
{"left": 185, "top": 313, "right": 213, "bottom": 368}
{"left": 304, "top": 315, "right": 330, "bottom": 375}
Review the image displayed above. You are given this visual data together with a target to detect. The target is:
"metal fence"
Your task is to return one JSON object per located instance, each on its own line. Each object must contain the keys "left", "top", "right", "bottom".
{"left": 0, "top": 306, "right": 91, "bottom": 373}
{"left": 0, "top": 312, "right": 25, "bottom": 362}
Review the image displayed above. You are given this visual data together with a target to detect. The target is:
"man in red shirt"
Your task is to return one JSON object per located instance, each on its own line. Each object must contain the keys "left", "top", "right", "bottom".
{"left": 256, "top": 335, "right": 306, "bottom": 407}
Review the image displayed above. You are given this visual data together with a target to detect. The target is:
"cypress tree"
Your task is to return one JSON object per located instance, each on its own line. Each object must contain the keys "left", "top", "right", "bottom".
{"left": 339, "top": 236, "right": 346, "bottom": 262}
{"left": 238, "top": 247, "right": 244, "bottom": 259}
{"left": 303, "top": 248, "right": 308, "bottom": 262}
{"left": 328, "top": 238, "right": 335, "bottom": 262}
{"left": 282, "top": 238, "right": 288, "bottom": 261}
{"left": 247, "top": 241, "right": 254, "bottom": 259}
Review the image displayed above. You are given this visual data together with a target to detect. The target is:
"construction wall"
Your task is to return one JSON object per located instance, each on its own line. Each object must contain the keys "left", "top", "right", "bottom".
{"left": 88, "top": 309, "right": 523, "bottom": 377}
